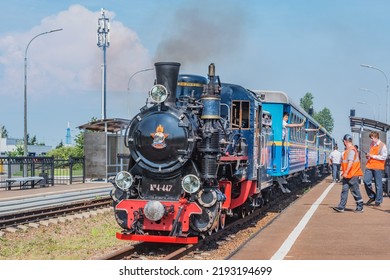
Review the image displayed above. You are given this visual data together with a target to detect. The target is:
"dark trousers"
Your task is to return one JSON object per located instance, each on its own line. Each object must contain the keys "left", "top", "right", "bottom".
{"left": 338, "top": 176, "right": 364, "bottom": 209}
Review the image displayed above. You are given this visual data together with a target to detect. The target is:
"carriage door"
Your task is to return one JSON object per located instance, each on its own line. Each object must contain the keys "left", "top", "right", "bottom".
{"left": 254, "top": 106, "right": 261, "bottom": 180}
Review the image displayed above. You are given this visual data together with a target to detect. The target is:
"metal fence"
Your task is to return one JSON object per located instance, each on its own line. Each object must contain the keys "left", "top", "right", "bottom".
{"left": 52, "top": 157, "right": 85, "bottom": 185}
{"left": 0, "top": 156, "right": 85, "bottom": 188}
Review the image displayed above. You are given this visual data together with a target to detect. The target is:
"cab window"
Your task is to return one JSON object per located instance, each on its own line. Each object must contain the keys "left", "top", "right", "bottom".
{"left": 231, "top": 101, "right": 250, "bottom": 129}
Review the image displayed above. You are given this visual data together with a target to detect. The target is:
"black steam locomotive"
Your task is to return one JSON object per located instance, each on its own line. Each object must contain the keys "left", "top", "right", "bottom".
{"left": 110, "top": 62, "right": 332, "bottom": 244}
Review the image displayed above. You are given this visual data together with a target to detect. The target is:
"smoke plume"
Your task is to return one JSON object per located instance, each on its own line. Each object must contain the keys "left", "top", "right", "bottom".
{"left": 154, "top": 5, "right": 247, "bottom": 72}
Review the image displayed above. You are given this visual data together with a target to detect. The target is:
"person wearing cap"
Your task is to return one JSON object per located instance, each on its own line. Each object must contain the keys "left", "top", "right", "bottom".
{"left": 329, "top": 144, "right": 342, "bottom": 182}
{"left": 333, "top": 134, "right": 364, "bottom": 213}
{"left": 363, "top": 131, "right": 387, "bottom": 207}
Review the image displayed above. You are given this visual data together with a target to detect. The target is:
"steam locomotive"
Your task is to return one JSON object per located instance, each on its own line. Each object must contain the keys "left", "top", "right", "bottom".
{"left": 110, "top": 62, "right": 333, "bottom": 244}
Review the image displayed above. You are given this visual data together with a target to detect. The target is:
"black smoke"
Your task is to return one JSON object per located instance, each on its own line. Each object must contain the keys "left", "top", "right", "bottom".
{"left": 154, "top": 5, "right": 247, "bottom": 68}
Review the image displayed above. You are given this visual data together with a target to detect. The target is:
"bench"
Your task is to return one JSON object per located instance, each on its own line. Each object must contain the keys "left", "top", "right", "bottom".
{"left": 5, "top": 176, "right": 45, "bottom": 190}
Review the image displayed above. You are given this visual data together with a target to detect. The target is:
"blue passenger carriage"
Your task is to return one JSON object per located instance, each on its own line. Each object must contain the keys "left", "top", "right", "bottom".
{"left": 254, "top": 90, "right": 331, "bottom": 189}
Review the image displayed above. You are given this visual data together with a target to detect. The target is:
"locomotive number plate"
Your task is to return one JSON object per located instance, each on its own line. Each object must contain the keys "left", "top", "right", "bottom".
{"left": 150, "top": 184, "right": 173, "bottom": 192}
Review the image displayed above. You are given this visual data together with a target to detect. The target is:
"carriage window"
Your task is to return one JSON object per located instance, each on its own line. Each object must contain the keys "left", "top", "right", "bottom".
{"left": 306, "top": 123, "right": 317, "bottom": 145}
{"left": 231, "top": 101, "right": 250, "bottom": 129}
{"left": 289, "top": 113, "right": 305, "bottom": 142}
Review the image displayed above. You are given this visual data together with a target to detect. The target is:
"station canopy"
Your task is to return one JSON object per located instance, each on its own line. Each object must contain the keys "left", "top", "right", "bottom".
{"left": 78, "top": 118, "right": 130, "bottom": 133}
{"left": 350, "top": 116, "right": 390, "bottom": 133}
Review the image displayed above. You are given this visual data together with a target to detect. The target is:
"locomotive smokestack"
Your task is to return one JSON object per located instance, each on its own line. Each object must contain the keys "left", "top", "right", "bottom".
{"left": 154, "top": 62, "right": 181, "bottom": 105}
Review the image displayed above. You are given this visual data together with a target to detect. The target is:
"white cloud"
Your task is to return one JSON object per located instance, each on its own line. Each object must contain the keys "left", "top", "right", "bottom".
{"left": 0, "top": 4, "right": 152, "bottom": 99}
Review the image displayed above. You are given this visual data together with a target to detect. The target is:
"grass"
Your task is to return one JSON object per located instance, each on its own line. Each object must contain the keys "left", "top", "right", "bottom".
{"left": 0, "top": 211, "right": 126, "bottom": 260}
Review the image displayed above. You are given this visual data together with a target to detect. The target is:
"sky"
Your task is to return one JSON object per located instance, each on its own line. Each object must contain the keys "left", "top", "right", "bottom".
{"left": 1, "top": 0, "right": 390, "bottom": 148}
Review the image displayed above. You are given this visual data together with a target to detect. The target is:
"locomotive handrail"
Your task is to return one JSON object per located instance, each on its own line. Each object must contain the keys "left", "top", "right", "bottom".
{"left": 281, "top": 141, "right": 289, "bottom": 171}
{"left": 124, "top": 123, "right": 130, "bottom": 148}
{"left": 259, "top": 134, "right": 266, "bottom": 168}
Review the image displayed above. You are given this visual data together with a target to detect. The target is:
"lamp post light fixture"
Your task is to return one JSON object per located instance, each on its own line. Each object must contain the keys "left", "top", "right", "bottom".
{"left": 24, "top": 28, "right": 63, "bottom": 157}
{"left": 126, "top": 68, "right": 154, "bottom": 116}
{"left": 360, "top": 64, "right": 389, "bottom": 124}
{"left": 359, "top": 87, "right": 380, "bottom": 121}
{"left": 127, "top": 68, "right": 154, "bottom": 93}
{"left": 97, "top": 8, "right": 110, "bottom": 120}
{"left": 356, "top": 101, "right": 376, "bottom": 120}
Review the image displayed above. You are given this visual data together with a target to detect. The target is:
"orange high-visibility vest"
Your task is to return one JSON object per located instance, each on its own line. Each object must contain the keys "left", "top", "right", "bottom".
{"left": 341, "top": 146, "right": 363, "bottom": 178}
{"left": 366, "top": 142, "right": 385, "bottom": 170}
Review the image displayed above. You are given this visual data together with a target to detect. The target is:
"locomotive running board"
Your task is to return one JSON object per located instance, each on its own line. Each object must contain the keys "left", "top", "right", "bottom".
{"left": 116, "top": 232, "right": 199, "bottom": 244}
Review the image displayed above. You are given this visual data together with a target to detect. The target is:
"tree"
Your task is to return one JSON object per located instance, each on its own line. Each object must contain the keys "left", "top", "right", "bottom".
{"left": 74, "top": 130, "right": 84, "bottom": 152}
{"left": 46, "top": 146, "right": 82, "bottom": 159}
{"left": 56, "top": 140, "right": 64, "bottom": 149}
{"left": 314, "top": 108, "right": 334, "bottom": 133}
{"left": 300, "top": 92, "right": 334, "bottom": 133}
{"left": 7, "top": 142, "right": 24, "bottom": 156}
{"left": 1, "top": 125, "right": 8, "bottom": 138}
{"left": 300, "top": 92, "right": 314, "bottom": 116}
{"left": 47, "top": 130, "right": 84, "bottom": 159}
{"left": 29, "top": 135, "right": 37, "bottom": 145}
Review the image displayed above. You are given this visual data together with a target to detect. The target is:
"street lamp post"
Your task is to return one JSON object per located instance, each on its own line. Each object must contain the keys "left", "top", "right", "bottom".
{"left": 359, "top": 87, "right": 380, "bottom": 121}
{"left": 127, "top": 68, "right": 154, "bottom": 116}
{"left": 24, "top": 28, "right": 63, "bottom": 157}
{"left": 360, "top": 64, "right": 389, "bottom": 124}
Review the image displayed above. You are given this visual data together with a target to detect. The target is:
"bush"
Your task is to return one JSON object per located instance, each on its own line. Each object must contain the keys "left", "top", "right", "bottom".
{"left": 47, "top": 146, "right": 83, "bottom": 159}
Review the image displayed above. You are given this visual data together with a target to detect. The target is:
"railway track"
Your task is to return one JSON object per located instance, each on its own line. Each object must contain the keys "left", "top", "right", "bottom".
{"left": 0, "top": 197, "right": 112, "bottom": 230}
{"left": 97, "top": 208, "right": 274, "bottom": 260}
{"left": 98, "top": 193, "right": 296, "bottom": 260}
{"left": 97, "top": 175, "right": 325, "bottom": 260}
{"left": 0, "top": 187, "right": 113, "bottom": 230}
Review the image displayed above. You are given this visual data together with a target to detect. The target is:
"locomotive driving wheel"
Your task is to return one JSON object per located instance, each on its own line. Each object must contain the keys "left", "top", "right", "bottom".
{"left": 213, "top": 217, "right": 220, "bottom": 233}
{"left": 240, "top": 207, "right": 246, "bottom": 218}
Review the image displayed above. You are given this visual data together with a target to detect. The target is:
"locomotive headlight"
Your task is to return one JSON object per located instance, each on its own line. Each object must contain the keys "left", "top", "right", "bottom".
{"left": 115, "top": 171, "right": 134, "bottom": 191}
{"left": 144, "top": 201, "right": 165, "bottom": 221}
{"left": 149, "top": 84, "right": 168, "bottom": 103}
{"left": 181, "top": 174, "right": 201, "bottom": 194}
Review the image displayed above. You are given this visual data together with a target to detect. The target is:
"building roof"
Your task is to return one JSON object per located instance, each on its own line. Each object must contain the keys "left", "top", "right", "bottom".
{"left": 78, "top": 118, "right": 130, "bottom": 133}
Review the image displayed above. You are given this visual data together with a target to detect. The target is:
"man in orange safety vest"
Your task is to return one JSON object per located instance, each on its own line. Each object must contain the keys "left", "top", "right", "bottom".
{"left": 363, "top": 131, "right": 388, "bottom": 207}
{"left": 333, "top": 134, "right": 364, "bottom": 213}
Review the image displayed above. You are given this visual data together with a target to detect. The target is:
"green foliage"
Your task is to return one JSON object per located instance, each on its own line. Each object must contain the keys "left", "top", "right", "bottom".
{"left": 56, "top": 140, "right": 64, "bottom": 149}
{"left": 74, "top": 131, "right": 84, "bottom": 151}
{"left": 0, "top": 125, "right": 8, "bottom": 138}
{"left": 27, "top": 134, "right": 45, "bottom": 146}
{"left": 7, "top": 143, "right": 24, "bottom": 156}
{"left": 314, "top": 108, "right": 334, "bottom": 133}
{"left": 29, "top": 134, "right": 37, "bottom": 145}
{"left": 48, "top": 130, "right": 84, "bottom": 159}
{"left": 300, "top": 92, "right": 334, "bottom": 133}
{"left": 46, "top": 146, "right": 83, "bottom": 159}
{"left": 299, "top": 92, "right": 314, "bottom": 115}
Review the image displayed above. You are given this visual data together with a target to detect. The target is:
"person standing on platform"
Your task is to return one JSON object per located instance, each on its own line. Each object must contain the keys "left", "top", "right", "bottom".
{"left": 329, "top": 144, "right": 342, "bottom": 182}
{"left": 363, "top": 131, "right": 388, "bottom": 207}
{"left": 354, "top": 145, "right": 361, "bottom": 160}
{"left": 333, "top": 134, "right": 364, "bottom": 213}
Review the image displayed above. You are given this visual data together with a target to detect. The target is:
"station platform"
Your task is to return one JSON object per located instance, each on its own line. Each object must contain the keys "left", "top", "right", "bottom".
{"left": 0, "top": 181, "right": 112, "bottom": 201}
{"left": 229, "top": 176, "right": 390, "bottom": 260}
